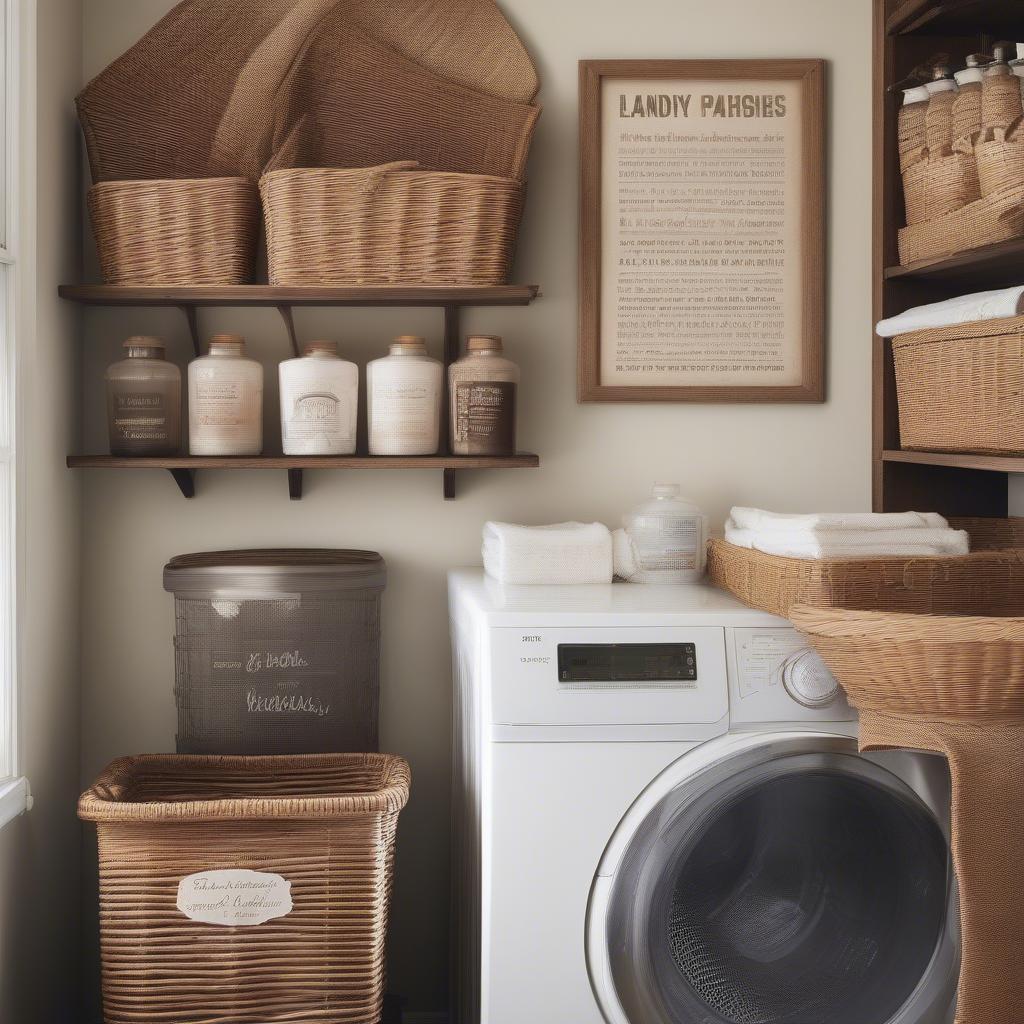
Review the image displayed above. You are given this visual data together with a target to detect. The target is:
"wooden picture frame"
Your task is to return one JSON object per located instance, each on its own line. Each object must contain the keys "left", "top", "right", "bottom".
{"left": 579, "top": 58, "right": 826, "bottom": 402}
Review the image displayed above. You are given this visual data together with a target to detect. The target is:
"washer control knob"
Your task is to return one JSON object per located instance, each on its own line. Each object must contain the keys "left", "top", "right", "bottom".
{"left": 782, "top": 649, "right": 840, "bottom": 709}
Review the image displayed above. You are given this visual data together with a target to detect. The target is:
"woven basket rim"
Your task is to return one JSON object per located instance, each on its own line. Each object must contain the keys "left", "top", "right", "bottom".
{"left": 79, "top": 752, "right": 411, "bottom": 822}
{"left": 89, "top": 175, "right": 253, "bottom": 191}
{"left": 259, "top": 165, "right": 521, "bottom": 187}
{"left": 791, "top": 602, "right": 1024, "bottom": 632}
{"left": 890, "top": 313, "right": 1024, "bottom": 346}
{"left": 706, "top": 536, "right": 1024, "bottom": 566}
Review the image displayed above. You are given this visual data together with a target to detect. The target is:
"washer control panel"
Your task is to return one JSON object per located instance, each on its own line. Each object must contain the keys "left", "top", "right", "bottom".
{"left": 729, "top": 627, "right": 853, "bottom": 723}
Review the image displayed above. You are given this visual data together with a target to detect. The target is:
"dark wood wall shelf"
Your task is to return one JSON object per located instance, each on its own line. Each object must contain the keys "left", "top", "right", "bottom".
{"left": 61, "top": 283, "right": 542, "bottom": 500}
{"left": 873, "top": 0, "right": 1024, "bottom": 517}
{"left": 66, "top": 454, "right": 541, "bottom": 500}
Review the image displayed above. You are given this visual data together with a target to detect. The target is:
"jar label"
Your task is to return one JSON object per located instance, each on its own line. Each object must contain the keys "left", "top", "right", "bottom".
{"left": 454, "top": 381, "right": 516, "bottom": 454}
{"left": 112, "top": 391, "right": 170, "bottom": 445}
{"left": 195, "top": 380, "right": 244, "bottom": 426}
{"left": 284, "top": 388, "right": 351, "bottom": 447}
{"left": 176, "top": 869, "right": 293, "bottom": 927}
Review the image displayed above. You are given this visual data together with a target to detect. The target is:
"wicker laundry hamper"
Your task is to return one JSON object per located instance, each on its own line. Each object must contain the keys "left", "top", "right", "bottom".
{"left": 163, "top": 549, "right": 386, "bottom": 755}
{"left": 261, "top": 163, "right": 524, "bottom": 286}
{"left": 790, "top": 605, "right": 1024, "bottom": 1024}
{"left": 706, "top": 518, "right": 1024, "bottom": 619}
{"left": 891, "top": 315, "right": 1024, "bottom": 454}
{"left": 89, "top": 178, "right": 258, "bottom": 285}
{"left": 79, "top": 752, "right": 411, "bottom": 1024}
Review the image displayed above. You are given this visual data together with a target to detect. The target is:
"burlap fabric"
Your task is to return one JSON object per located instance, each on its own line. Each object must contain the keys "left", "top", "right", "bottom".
{"left": 76, "top": 0, "right": 540, "bottom": 183}
{"left": 791, "top": 605, "right": 1024, "bottom": 1024}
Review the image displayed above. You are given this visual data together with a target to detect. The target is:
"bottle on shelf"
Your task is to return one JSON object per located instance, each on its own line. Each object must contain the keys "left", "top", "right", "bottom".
{"left": 952, "top": 54, "right": 989, "bottom": 149}
{"left": 898, "top": 83, "right": 931, "bottom": 173}
{"left": 366, "top": 335, "right": 442, "bottom": 456}
{"left": 448, "top": 335, "right": 519, "bottom": 456}
{"left": 924, "top": 62, "right": 958, "bottom": 157}
{"left": 279, "top": 341, "right": 358, "bottom": 456}
{"left": 188, "top": 333, "right": 263, "bottom": 456}
{"left": 981, "top": 42, "right": 1023, "bottom": 141}
{"left": 105, "top": 336, "right": 181, "bottom": 456}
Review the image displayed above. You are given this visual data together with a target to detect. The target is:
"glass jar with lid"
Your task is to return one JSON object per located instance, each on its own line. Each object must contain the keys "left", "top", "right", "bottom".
{"left": 105, "top": 336, "right": 182, "bottom": 456}
{"left": 448, "top": 335, "right": 519, "bottom": 456}
{"left": 188, "top": 333, "right": 263, "bottom": 456}
{"left": 621, "top": 483, "right": 707, "bottom": 584}
{"left": 366, "top": 335, "right": 442, "bottom": 456}
{"left": 279, "top": 341, "right": 359, "bottom": 455}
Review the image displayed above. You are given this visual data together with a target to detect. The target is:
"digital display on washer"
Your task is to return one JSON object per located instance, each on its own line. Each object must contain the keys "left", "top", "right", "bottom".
{"left": 557, "top": 644, "right": 697, "bottom": 683}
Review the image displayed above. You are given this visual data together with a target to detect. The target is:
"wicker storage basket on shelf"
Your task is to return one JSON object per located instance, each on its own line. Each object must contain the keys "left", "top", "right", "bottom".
{"left": 791, "top": 604, "right": 1024, "bottom": 1024}
{"left": 891, "top": 315, "right": 1024, "bottom": 454}
{"left": 88, "top": 178, "right": 259, "bottom": 285}
{"left": 706, "top": 517, "right": 1024, "bottom": 619}
{"left": 79, "top": 752, "right": 410, "bottom": 1024}
{"left": 976, "top": 135, "right": 1024, "bottom": 197}
{"left": 898, "top": 181, "right": 1024, "bottom": 265}
{"left": 901, "top": 153, "right": 979, "bottom": 226}
{"left": 261, "top": 162, "right": 524, "bottom": 286}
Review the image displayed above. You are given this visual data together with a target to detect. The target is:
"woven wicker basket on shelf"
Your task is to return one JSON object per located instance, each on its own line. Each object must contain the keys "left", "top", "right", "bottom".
{"left": 88, "top": 177, "right": 259, "bottom": 285}
{"left": 79, "top": 752, "right": 410, "bottom": 1024}
{"left": 976, "top": 135, "right": 1024, "bottom": 197}
{"left": 901, "top": 153, "right": 979, "bottom": 225}
{"left": 892, "top": 315, "right": 1024, "bottom": 454}
{"left": 706, "top": 517, "right": 1024, "bottom": 619}
{"left": 261, "top": 162, "right": 524, "bottom": 286}
{"left": 898, "top": 181, "right": 1024, "bottom": 264}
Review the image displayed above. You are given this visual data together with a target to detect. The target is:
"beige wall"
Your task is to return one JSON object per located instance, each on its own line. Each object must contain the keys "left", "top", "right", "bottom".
{"left": 0, "top": 1, "right": 83, "bottom": 1021}
{"left": 78, "top": 0, "right": 873, "bottom": 1013}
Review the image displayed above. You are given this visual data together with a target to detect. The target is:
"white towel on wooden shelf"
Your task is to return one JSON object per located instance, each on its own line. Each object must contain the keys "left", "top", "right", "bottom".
{"left": 482, "top": 521, "right": 613, "bottom": 585}
{"left": 728, "top": 508, "right": 949, "bottom": 533}
{"left": 875, "top": 286, "right": 1024, "bottom": 338}
{"left": 724, "top": 520, "right": 970, "bottom": 559}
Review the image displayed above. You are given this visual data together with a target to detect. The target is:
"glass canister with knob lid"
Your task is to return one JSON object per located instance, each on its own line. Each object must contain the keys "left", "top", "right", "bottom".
{"left": 620, "top": 483, "right": 707, "bottom": 584}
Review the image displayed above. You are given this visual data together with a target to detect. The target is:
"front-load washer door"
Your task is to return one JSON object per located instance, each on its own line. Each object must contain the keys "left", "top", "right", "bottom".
{"left": 588, "top": 735, "right": 959, "bottom": 1024}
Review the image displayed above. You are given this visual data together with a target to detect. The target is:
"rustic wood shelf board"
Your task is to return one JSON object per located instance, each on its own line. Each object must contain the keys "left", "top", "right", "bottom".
{"left": 887, "top": 0, "right": 1024, "bottom": 36}
{"left": 884, "top": 237, "right": 1024, "bottom": 289}
{"left": 58, "top": 284, "right": 540, "bottom": 307}
{"left": 66, "top": 454, "right": 540, "bottom": 501}
{"left": 882, "top": 450, "right": 1024, "bottom": 474}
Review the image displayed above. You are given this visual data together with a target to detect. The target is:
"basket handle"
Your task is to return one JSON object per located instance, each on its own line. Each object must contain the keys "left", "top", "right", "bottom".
{"left": 361, "top": 161, "right": 420, "bottom": 195}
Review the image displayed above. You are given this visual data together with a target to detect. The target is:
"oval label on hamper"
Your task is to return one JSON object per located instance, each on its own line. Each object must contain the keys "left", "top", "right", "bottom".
{"left": 176, "top": 869, "right": 293, "bottom": 927}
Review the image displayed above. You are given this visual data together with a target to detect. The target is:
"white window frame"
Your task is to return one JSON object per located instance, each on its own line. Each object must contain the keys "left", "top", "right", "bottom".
{"left": 0, "top": 0, "right": 29, "bottom": 830}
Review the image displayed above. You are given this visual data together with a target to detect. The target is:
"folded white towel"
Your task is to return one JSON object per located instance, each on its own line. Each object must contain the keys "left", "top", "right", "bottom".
{"left": 724, "top": 521, "right": 970, "bottom": 559}
{"left": 875, "top": 286, "right": 1024, "bottom": 338}
{"left": 729, "top": 507, "right": 948, "bottom": 533}
{"left": 482, "top": 521, "right": 613, "bottom": 585}
{"left": 612, "top": 528, "right": 639, "bottom": 582}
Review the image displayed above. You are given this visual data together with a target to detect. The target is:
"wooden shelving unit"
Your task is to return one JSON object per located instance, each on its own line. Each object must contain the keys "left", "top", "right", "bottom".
{"left": 873, "top": 0, "right": 1024, "bottom": 516}
{"left": 61, "top": 284, "right": 542, "bottom": 500}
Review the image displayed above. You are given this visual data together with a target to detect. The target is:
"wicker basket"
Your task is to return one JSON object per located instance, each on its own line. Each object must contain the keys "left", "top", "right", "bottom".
{"left": 976, "top": 134, "right": 1024, "bottom": 197}
{"left": 706, "top": 518, "right": 1024, "bottom": 619}
{"left": 261, "top": 162, "right": 524, "bottom": 286}
{"left": 982, "top": 72, "right": 1024, "bottom": 138}
{"left": 89, "top": 178, "right": 259, "bottom": 285}
{"left": 790, "top": 605, "right": 1024, "bottom": 1024}
{"left": 901, "top": 153, "right": 979, "bottom": 225}
{"left": 891, "top": 315, "right": 1024, "bottom": 454}
{"left": 79, "top": 752, "right": 410, "bottom": 1024}
{"left": 898, "top": 181, "right": 1024, "bottom": 264}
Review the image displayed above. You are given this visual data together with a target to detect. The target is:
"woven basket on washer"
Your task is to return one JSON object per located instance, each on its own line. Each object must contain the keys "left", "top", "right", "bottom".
{"left": 898, "top": 181, "right": 1024, "bottom": 264}
{"left": 89, "top": 178, "right": 259, "bottom": 285}
{"left": 706, "top": 518, "right": 1024, "bottom": 619}
{"left": 790, "top": 604, "right": 1024, "bottom": 1024}
{"left": 891, "top": 315, "right": 1024, "bottom": 454}
{"left": 261, "top": 162, "right": 524, "bottom": 286}
{"left": 902, "top": 153, "right": 979, "bottom": 225}
{"left": 79, "top": 752, "right": 410, "bottom": 1024}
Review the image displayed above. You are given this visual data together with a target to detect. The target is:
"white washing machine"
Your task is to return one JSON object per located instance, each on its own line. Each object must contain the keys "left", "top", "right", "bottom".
{"left": 448, "top": 570, "right": 960, "bottom": 1024}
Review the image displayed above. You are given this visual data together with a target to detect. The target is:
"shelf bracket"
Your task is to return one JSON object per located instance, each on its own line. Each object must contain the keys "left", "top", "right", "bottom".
{"left": 288, "top": 468, "right": 303, "bottom": 501}
{"left": 277, "top": 304, "right": 300, "bottom": 357}
{"left": 179, "top": 305, "right": 201, "bottom": 357}
{"left": 442, "top": 468, "right": 456, "bottom": 500}
{"left": 168, "top": 468, "right": 196, "bottom": 498}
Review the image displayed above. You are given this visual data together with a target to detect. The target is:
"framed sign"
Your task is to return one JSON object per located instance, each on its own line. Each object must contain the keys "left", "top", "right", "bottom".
{"left": 579, "top": 59, "right": 825, "bottom": 402}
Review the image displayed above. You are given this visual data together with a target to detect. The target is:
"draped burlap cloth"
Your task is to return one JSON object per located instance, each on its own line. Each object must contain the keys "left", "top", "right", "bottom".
{"left": 791, "top": 605, "right": 1024, "bottom": 1024}
{"left": 77, "top": 0, "right": 540, "bottom": 183}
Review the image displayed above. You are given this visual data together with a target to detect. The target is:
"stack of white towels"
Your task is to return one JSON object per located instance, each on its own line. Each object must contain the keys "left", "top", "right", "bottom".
{"left": 724, "top": 508, "right": 970, "bottom": 559}
{"left": 482, "top": 521, "right": 613, "bottom": 585}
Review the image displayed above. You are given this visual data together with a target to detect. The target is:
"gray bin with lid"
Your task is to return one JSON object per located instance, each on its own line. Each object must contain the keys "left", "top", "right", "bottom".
{"left": 163, "top": 549, "right": 386, "bottom": 755}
